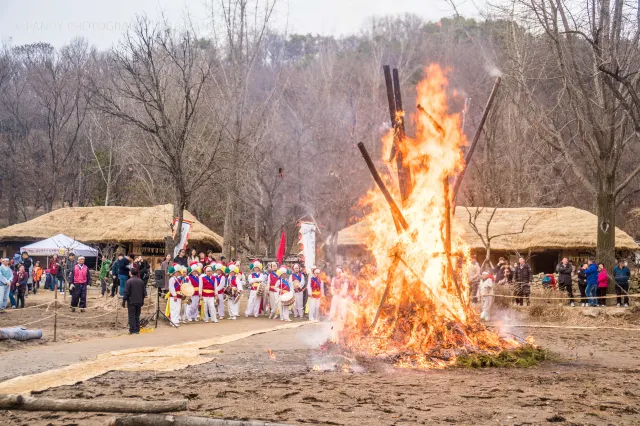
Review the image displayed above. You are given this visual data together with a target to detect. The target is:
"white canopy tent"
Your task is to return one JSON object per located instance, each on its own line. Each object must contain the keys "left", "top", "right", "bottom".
{"left": 20, "top": 234, "right": 98, "bottom": 257}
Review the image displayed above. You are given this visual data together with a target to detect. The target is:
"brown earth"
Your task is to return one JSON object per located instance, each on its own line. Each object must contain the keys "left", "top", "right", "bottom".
{"left": 1, "top": 310, "right": 639, "bottom": 426}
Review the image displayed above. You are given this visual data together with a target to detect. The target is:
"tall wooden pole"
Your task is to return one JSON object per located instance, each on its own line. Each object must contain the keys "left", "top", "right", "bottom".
{"left": 53, "top": 291, "right": 58, "bottom": 342}
{"left": 452, "top": 77, "right": 502, "bottom": 202}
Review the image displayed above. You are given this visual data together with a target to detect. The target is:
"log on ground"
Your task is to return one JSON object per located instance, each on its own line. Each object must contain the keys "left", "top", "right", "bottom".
{"left": 109, "top": 414, "right": 293, "bottom": 426}
{"left": 0, "top": 394, "right": 187, "bottom": 413}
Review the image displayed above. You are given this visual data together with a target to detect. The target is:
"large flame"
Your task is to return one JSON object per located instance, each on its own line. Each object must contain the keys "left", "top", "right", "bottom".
{"left": 336, "top": 65, "right": 519, "bottom": 367}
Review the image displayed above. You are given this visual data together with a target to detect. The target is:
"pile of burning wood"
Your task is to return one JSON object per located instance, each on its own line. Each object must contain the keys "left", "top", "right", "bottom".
{"left": 332, "top": 64, "right": 526, "bottom": 368}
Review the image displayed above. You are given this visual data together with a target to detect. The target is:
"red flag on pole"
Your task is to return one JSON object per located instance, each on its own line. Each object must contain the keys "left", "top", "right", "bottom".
{"left": 276, "top": 230, "right": 286, "bottom": 265}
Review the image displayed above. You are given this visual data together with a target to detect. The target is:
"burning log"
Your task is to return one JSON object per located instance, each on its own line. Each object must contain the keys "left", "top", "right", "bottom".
{"left": 417, "top": 104, "right": 445, "bottom": 137}
{"left": 383, "top": 66, "right": 413, "bottom": 205}
{"left": 451, "top": 77, "right": 502, "bottom": 202}
{"left": 356, "top": 142, "right": 409, "bottom": 232}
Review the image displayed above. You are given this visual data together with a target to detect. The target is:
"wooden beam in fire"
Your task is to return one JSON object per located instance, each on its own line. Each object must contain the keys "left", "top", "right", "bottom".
{"left": 383, "top": 65, "right": 413, "bottom": 206}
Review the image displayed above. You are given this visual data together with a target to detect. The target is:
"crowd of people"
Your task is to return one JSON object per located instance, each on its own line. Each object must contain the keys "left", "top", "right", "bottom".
{"left": 0, "top": 251, "right": 84, "bottom": 311}
{"left": 468, "top": 255, "right": 634, "bottom": 321}
{"left": 159, "top": 249, "right": 358, "bottom": 328}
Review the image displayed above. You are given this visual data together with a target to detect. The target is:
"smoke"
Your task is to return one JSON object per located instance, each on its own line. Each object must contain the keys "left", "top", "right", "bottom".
{"left": 484, "top": 63, "right": 503, "bottom": 78}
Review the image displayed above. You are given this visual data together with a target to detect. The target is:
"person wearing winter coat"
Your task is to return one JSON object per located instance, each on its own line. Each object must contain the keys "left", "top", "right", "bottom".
{"left": 612, "top": 260, "right": 631, "bottom": 307}
{"left": 596, "top": 263, "right": 609, "bottom": 307}
{"left": 15, "top": 264, "right": 28, "bottom": 308}
{"left": 584, "top": 259, "right": 599, "bottom": 307}
{"left": 513, "top": 257, "right": 532, "bottom": 306}
{"left": 49, "top": 254, "right": 64, "bottom": 293}
{"left": 98, "top": 256, "right": 112, "bottom": 296}
{"left": 0, "top": 258, "right": 13, "bottom": 310}
{"left": 577, "top": 263, "right": 588, "bottom": 306}
{"left": 556, "top": 258, "right": 574, "bottom": 307}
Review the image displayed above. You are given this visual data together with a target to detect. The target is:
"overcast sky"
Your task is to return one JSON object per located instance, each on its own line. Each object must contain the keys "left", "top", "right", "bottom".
{"left": 1, "top": 0, "right": 482, "bottom": 49}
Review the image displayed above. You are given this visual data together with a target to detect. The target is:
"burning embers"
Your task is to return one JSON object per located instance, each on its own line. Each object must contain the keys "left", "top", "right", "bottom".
{"left": 335, "top": 65, "right": 521, "bottom": 368}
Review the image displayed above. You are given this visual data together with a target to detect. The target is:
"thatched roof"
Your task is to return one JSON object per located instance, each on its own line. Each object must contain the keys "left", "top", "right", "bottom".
{"left": 337, "top": 206, "right": 639, "bottom": 251}
{"left": 0, "top": 205, "right": 223, "bottom": 250}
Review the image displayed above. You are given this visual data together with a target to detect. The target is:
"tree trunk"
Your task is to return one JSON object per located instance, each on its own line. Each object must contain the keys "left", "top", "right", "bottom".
{"left": 596, "top": 177, "right": 616, "bottom": 303}
{"left": 222, "top": 189, "right": 234, "bottom": 258}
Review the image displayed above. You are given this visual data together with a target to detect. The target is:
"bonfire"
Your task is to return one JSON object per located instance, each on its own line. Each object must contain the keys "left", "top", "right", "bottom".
{"left": 335, "top": 65, "right": 526, "bottom": 368}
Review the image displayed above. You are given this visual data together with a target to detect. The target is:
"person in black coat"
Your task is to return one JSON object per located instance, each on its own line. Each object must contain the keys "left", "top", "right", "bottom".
{"left": 556, "top": 258, "right": 574, "bottom": 307}
{"left": 577, "top": 263, "right": 588, "bottom": 306}
{"left": 514, "top": 257, "right": 532, "bottom": 306}
{"left": 123, "top": 269, "right": 147, "bottom": 334}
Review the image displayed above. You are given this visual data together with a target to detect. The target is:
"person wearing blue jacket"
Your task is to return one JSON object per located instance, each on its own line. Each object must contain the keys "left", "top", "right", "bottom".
{"left": 612, "top": 260, "right": 631, "bottom": 307}
{"left": 584, "top": 259, "right": 599, "bottom": 307}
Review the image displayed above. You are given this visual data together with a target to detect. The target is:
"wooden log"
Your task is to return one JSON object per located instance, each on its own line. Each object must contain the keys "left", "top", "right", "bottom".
{"left": 371, "top": 255, "right": 402, "bottom": 331}
{"left": 392, "top": 68, "right": 413, "bottom": 204}
{"left": 357, "top": 142, "right": 409, "bottom": 231}
{"left": 0, "top": 394, "right": 187, "bottom": 413}
{"left": 451, "top": 77, "right": 501, "bottom": 202}
{"left": 109, "top": 414, "right": 293, "bottom": 426}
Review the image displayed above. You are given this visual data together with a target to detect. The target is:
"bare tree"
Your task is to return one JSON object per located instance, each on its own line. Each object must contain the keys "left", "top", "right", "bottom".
{"left": 90, "top": 16, "right": 222, "bottom": 252}
{"left": 493, "top": 0, "right": 640, "bottom": 286}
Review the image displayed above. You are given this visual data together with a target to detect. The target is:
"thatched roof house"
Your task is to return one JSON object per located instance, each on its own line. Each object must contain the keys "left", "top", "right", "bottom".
{"left": 337, "top": 206, "right": 638, "bottom": 273}
{"left": 0, "top": 205, "right": 223, "bottom": 261}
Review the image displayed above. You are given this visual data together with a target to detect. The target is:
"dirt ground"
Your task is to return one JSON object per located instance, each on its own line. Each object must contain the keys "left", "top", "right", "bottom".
{"left": 1, "top": 312, "right": 639, "bottom": 425}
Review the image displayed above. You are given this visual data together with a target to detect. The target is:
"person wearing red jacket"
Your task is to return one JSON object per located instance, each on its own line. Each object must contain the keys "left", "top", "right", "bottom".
{"left": 597, "top": 263, "right": 609, "bottom": 307}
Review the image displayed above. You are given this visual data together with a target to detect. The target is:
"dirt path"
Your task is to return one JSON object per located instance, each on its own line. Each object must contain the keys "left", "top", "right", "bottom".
{"left": 2, "top": 321, "right": 639, "bottom": 425}
{"left": 0, "top": 315, "right": 307, "bottom": 382}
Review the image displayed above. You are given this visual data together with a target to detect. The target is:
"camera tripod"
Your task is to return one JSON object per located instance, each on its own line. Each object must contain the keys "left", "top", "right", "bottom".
{"left": 150, "top": 287, "right": 178, "bottom": 328}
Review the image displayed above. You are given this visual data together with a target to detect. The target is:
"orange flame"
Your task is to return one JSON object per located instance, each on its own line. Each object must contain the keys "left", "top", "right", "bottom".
{"left": 336, "top": 64, "right": 520, "bottom": 367}
{"left": 265, "top": 348, "right": 276, "bottom": 360}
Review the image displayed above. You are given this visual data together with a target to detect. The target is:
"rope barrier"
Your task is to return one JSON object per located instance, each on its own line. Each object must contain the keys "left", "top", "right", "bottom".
{"left": 503, "top": 324, "right": 640, "bottom": 332}
{"left": 1, "top": 300, "right": 54, "bottom": 313}
{"left": 492, "top": 292, "right": 640, "bottom": 301}
{"left": 5, "top": 314, "right": 56, "bottom": 328}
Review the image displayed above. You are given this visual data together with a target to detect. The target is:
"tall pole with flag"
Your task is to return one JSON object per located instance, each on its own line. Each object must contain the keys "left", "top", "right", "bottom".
{"left": 276, "top": 230, "right": 286, "bottom": 265}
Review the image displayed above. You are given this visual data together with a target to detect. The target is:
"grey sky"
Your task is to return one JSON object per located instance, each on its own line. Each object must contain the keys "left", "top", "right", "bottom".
{"left": 0, "top": 0, "right": 481, "bottom": 49}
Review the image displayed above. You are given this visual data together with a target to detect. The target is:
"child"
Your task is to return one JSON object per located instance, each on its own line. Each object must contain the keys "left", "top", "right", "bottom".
{"left": 477, "top": 270, "right": 494, "bottom": 321}
{"left": 32, "top": 261, "right": 43, "bottom": 294}
{"left": 15, "top": 264, "right": 28, "bottom": 308}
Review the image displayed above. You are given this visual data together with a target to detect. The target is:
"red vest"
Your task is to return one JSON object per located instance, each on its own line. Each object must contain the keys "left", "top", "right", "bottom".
{"left": 215, "top": 275, "right": 225, "bottom": 295}
{"left": 201, "top": 275, "right": 216, "bottom": 297}
{"left": 310, "top": 277, "right": 322, "bottom": 298}
{"left": 188, "top": 275, "right": 200, "bottom": 296}
{"left": 269, "top": 272, "right": 278, "bottom": 292}
{"left": 229, "top": 276, "right": 237, "bottom": 288}
{"left": 74, "top": 264, "right": 89, "bottom": 284}
{"left": 171, "top": 276, "right": 182, "bottom": 297}
{"left": 279, "top": 279, "right": 291, "bottom": 294}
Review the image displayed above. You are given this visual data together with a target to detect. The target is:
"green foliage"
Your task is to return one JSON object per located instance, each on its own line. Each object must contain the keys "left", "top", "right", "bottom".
{"left": 456, "top": 345, "right": 549, "bottom": 368}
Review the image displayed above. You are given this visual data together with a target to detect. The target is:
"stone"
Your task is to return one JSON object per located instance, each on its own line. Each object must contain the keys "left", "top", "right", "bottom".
{"left": 581, "top": 308, "right": 600, "bottom": 318}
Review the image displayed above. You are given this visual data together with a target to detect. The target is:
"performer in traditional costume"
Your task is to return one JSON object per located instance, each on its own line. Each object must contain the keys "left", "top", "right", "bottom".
{"left": 214, "top": 263, "right": 227, "bottom": 319}
{"left": 199, "top": 265, "right": 218, "bottom": 323}
{"left": 267, "top": 262, "right": 280, "bottom": 319}
{"left": 291, "top": 263, "right": 307, "bottom": 319}
{"left": 166, "top": 265, "right": 184, "bottom": 326}
{"left": 245, "top": 261, "right": 265, "bottom": 318}
{"left": 185, "top": 261, "right": 202, "bottom": 322}
{"left": 329, "top": 267, "right": 345, "bottom": 320}
{"left": 226, "top": 265, "right": 243, "bottom": 320}
{"left": 276, "top": 267, "right": 292, "bottom": 322}
{"left": 308, "top": 267, "right": 324, "bottom": 322}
